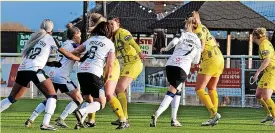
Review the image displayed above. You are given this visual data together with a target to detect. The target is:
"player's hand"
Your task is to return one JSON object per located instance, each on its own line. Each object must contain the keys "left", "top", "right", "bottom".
{"left": 79, "top": 53, "right": 89, "bottom": 62}
{"left": 160, "top": 47, "right": 166, "bottom": 54}
{"left": 253, "top": 71, "right": 260, "bottom": 82}
{"left": 139, "top": 52, "right": 147, "bottom": 60}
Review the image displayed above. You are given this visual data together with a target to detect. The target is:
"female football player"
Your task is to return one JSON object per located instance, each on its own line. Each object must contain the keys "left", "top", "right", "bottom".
{"left": 24, "top": 23, "right": 83, "bottom": 128}
{"left": 109, "top": 17, "right": 146, "bottom": 127}
{"left": 70, "top": 22, "right": 126, "bottom": 130}
{"left": 150, "top": 17, "right": 202, "bottom": 127}
{"left": 192, "top": 11, "right": 223, "bottom": 126}
{"left": 0, "top": 19, "right": 80, "bottom": 131}
{"left": 253, "top": 27, "right": 275, "bottom": 126}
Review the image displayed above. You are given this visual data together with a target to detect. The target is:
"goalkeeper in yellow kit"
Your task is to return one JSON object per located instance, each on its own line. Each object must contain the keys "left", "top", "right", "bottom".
{"left": 109, "top": 17, "right": 146, "bottom": 127}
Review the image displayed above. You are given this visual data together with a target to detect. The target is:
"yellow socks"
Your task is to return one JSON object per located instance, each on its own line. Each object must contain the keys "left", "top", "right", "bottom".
{"left": 209, "top": 90, "right": 219, "bottom": 115}
{"left": 265, "top": 98, "right": 275, "bottom": 118}
{"left": 109, "top": 97, "right": 126, "bottom": 122}
{"left": 196, "top": 89, "right": 216, "bottom": 118}
{"left": 258, "top": 98, "right": 271, "bottom": 116}
{"left": 117, "top": 92, "right": 128, "bottom": 119}
{"left": 87, "top": 113, "right": 95, "bottom": 123}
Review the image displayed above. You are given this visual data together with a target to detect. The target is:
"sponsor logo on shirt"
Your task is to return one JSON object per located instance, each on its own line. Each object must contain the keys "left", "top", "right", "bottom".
{"left": 124, "top": 35, "right": 132, "bottom": 41}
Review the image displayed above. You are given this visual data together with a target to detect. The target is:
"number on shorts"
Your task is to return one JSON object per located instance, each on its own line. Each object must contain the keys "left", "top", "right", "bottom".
{"left": 88, "top": 46, "right": 98, "bottom": 59}
{"left": 28, "top": 48, "right": 42, "bottom": 59}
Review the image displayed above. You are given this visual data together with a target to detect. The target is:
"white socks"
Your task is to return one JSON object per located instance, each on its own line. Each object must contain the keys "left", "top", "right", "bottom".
{"left": 171, "top": 95, "right": 181, "bottom": 120}
{"left": 155, "top": 95, "right": 174, "bottom": 118}
{"left": 59, "top": 101, "right": 78, "bottom": 120}
{"left": 0, "top": 98, "right": 12, "bottom": 112}
{"left": 79, "top": 102, "right": 100, "bottom": 116}
{"left": 29, "top": 102, "right": 46, "bottom": 121}
{"left": 43, "top": 98, "right": 56, "bottom": 126}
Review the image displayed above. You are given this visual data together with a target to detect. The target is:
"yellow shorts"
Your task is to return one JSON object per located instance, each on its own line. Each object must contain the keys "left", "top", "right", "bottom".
{"left": 121, "top": 60, "right": 143, "bottom": 79}
{"left": 258, "top": 69, "right": 275, "bottom": 91}
{"left": 199, "top": 56, "right": 224, "bottom": 77}
{"left": 104, "top": 59, "right": 120, "bottom": 81}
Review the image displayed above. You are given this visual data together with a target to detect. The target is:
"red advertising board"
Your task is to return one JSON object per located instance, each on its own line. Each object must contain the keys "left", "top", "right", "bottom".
{"left": 7, "top": 64, "right": 20, "bottom": 87}
{"left": 186, "top": 68, "right": 241, "bottom": 88}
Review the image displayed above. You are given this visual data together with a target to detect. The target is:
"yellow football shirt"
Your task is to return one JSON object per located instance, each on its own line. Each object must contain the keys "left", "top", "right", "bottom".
{"left": 193, "top": 24, "right": 221, "bottom": 59}
{"left": 114, "top": 28, "right": 141, "bottom": 64}
{"left": 259, "top": 39, "right": 275, "bottom": 68}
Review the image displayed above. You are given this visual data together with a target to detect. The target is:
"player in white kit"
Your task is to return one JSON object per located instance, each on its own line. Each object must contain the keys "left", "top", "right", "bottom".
{"left": 65, "top": 22, "right": 118, "bottom": 129}
{"left": 24, "top": 24, "right": 83, "bottom": 128}
{"left": 0, "top": 19, "right": 80, "bottom": 131}
{"left": 150, "top": 18, "right": 202, "bottom": 127}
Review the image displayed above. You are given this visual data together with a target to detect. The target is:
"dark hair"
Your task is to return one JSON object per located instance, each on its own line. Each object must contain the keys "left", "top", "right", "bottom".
{"left": 109, "top": 16, "right": 120, "bottom": 27}
{"left": 91, "top": 22, "right": 113, "bottom": 39}
{"left": 110, "top": 17, "right": 120, "bottom": 23}
{"left": 66, "top": 23, "right": 80, "bottom": 40}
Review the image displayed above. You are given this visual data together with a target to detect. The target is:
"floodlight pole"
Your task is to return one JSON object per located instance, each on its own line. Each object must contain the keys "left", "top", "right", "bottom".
{"left": 81, "top": 1, "right": 88, "bottom": 43}
{"left": 103, "top": 1, "right": 107, "bottom": 18}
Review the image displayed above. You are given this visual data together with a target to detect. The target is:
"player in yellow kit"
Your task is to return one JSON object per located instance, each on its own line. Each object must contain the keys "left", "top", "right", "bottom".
{"left": 191, "top": 11, "right": 224, "bottom": 126}
{"left": 253, "top": 27, "right": 275, "bottom": 126}
{"left": 109, "top": 17, "right": 146, "bottom": 126}
{"left": 82, "top": 13, "right": 127, "bottom": 129}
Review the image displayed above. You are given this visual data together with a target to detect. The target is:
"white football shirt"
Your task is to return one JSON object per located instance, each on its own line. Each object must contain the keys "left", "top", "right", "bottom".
{"left": 79, "top": 36, "right": 115, "bottom": 77}
{"left": 48, "top": 40, "right": 78, "bottom": 84}
{"left": 166, "top": 31, "right": 201, "bottom": 75}
{"left": 18, "top": 34, "right": 57, "bottom": 72}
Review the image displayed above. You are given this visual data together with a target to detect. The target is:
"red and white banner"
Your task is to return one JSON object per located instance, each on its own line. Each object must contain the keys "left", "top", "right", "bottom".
{"left": 134, "top": 37, "right": 153, "bottom": 55}
{"left": 7, "top": 64, "right": 20, "bottom": 87}
{"left": 186, "top": 68, "right": 241, "bottom": 88}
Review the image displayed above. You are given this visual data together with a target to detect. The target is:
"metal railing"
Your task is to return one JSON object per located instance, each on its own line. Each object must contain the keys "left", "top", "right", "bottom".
{"left": 1, "top": 53, "right": 262, "bottom": 107}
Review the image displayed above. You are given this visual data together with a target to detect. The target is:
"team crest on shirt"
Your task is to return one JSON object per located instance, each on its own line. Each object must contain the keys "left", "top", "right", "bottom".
{"left": 124, "top": 35, "right": 132, "bottom": 41}
{"left": 125, "top": 71, "right": 130, "bottom": 74}
{"left": 261, "top": 50, "right": 269, "bottom": 56}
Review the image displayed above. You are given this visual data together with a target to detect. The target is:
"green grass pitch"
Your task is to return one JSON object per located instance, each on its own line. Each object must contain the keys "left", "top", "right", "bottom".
{"left": 1, "top": 98, "right": 274, "bottom": 133}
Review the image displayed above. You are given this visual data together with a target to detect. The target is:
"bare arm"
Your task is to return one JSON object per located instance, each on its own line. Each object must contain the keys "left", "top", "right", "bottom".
{"left": 253, "top": 57, "right": 270, "bottom": 81}
{"left": 53, "top": 37, "right": 81, "bottom": 61}
{"left": 257, "top": 58, "right": 270, "bottom": 73}
{"left": 58, "top": 48, "right": 80, "bottom": 61}
{"left": 71, "top": 45, "right": 85, "bottom": 55}
{"left": 104, "top": 52, "right": 115, "bottom": 81}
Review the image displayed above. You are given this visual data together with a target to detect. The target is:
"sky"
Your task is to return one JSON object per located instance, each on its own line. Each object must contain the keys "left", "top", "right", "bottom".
{"left": 1, "top": 1, "right": 275, "bottom": 31}
{"left": 1, "top": 1, "right": 96, "bottom": 31}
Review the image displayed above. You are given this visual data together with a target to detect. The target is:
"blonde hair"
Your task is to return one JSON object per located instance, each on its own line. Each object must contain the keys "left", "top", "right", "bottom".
{"left": 22, "top": 19, "right": 54, "bottom": 57}
{"left": 89, "top": 13, "right": 106, "bottom": 32}
{"left": 184, "top": 17, "right": 195, "bottom": 31}
{"left": 252, "top": 27, "right": 267, "bottom": 39}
